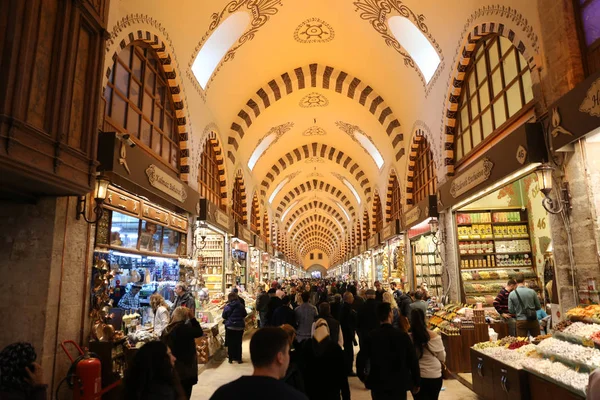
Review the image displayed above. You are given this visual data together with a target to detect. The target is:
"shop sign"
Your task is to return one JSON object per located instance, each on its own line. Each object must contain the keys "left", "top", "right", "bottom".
{"left": 236, "top": 223, "right": 253, "bottom": 243}
{"left": 380, "top": 220, "right": 400, "bottom": 242}
{"left": 255, "top": 237, "right": 266, "bottom": 251}
{"left": 450, "top": 158, "right": 494, "bottom": 198}
{"left": 367, "top": 234, "right": 379, "bottom": 250}
{"left": 198, "top": 199, "right": 231, "bottom": 234}
{"left": 404, "top": 206, "right": 422, "bottom": 227}
{"left": 549, "top": 69, "right": 600, "bottom": 151}
{"left": 215, "top": 209, "right": 230, "bottom": 229}
{"left": 146, "top": 165, "right": 188, "bottom": 203}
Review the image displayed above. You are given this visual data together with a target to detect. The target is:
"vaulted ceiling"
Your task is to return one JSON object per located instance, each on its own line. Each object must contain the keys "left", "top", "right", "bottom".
{"left": 105, "top": 0, "right": 545, "bottom": 267}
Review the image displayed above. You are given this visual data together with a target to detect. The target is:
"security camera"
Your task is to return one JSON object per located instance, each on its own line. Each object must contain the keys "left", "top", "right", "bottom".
{"left": 116, "top": 132, "right": 136, "bottom": 148}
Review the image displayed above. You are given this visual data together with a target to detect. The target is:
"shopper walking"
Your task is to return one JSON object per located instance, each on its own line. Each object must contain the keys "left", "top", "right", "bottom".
{"left": 0, "top": 342, "right": 47, "bottom": 400}
{"left": 508, "top": 273, "right": 542, "bottom": 337}
{"left": 256, "top": 284, "right": 270, "bottom": 327}
{"left": 210, "top": 327, "right": 308, "bottom": 400}
{"left": 366, "top": 303, "right": 421, "bottom": 400}
{"left": 265, "top": 288, "right": 283, "bottom": 326}
{"left": 382, "top": 291, "right": 401, "bottom": 330}
{"left": 122, "top": 341, "right": 185, "bottom": 400}
{"left": 356, "top": 289, "right": 380, "bottom": 382}
{"left": 150, "top": 293, "right": 170, "bottom": 337}
{"left": 302, "top": 318, "right": 351, "bottom": 400}
{"left": 339, "top": 291, "right": 358, "bottom": 376}
{"left": 314, "top": 302, "right": 343, "bottom": 348}
{"left": 161, "top": 307, "right": 204, "bottom": 399}
{"left": 409, "top": 290, "right": 428, "bottom": 325}
{"left": 280, "top": 324, "right": 306, "bottom": 394}
{"left": 222, "top": 292, "right": 248, "bottom": 364}
{"left": 374, "top": 281, "right": 385, "bottom": 302}
{"left": 272, "top": 295, "right": 296, "bottom": 327}
{"left": 295, "top": 291, "right": 318, "bottom": 342}
{"left": 410, "top": 309, "right": 446, "bottom": 400}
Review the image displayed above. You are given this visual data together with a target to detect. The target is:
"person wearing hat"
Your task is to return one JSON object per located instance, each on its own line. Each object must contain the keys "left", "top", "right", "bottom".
{"left": 0, "top": 342, "right": 47, "bottom": 400}
{"left": 118, "top": 283, "right": 142, "bottom": 310}
{"left": 301, "top": 318, "right": 350, "bottom": 400}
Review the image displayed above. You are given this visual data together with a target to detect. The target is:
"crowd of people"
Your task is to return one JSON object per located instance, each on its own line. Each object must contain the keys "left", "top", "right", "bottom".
{"left": 0, "top": 279, "right": 446, "bottom": 400}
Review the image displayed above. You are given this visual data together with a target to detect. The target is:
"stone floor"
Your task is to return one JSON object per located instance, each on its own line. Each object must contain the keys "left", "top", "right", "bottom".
{"left": 191, "top": 339, "right": 477, "bottom": 400}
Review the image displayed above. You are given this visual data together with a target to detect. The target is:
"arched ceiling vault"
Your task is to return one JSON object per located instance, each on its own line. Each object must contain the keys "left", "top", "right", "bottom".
{"left": 106, "top": 0, "right": 545, "bottom": 268}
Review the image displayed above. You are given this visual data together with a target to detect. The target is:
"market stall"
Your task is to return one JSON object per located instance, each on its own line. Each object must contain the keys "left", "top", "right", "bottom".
{"left": 379, "top": 220, "right": 407, "bottom": 291}
{"left": 229, "top": 222, "right": 252, "bottom": 291}
{"left": 438, "top": 122, "right": 550, "bottom": 307}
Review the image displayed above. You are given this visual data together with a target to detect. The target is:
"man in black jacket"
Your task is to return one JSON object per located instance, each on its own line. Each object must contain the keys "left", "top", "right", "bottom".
{"left": 271, "top": 295, "right": 296, "bottom": 327}
{"left": 356, "top": 289, "right": 380, "bottom": 382}
{"left": 172, "top": 283, "right": 196, "bottom": 316}
{"left": 256, "top": 285, "right": 270, "bottom": 328}
{"left": 265, "top": 289, "right": 283, "bottom": 327}
{"left": 317, "top": 302, "right": 342, "bottom": 347}
{"left": 339, "top": 291, "right": 358, "bottom": 376}
{"left": 366, "top": 302, "right": 420, "bottom": 400}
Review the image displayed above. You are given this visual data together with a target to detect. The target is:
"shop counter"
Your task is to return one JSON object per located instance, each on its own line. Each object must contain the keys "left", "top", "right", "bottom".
{"left": 443, "top": 323, "right": 489, "bottom": 374}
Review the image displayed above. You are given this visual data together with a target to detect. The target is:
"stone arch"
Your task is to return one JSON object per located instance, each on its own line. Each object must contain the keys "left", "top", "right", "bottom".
{"left": 260, "top": 143, "right": 372, "bottom": 204}
{"left": 275, "top": 179, "right": 356, "bottom": 218}
{"left": 103, "top": 23, "right": 192, "bottom": 181}
{"left": 362, "top": 210, "right": 370, "bottom": 240}
{"left": 406, "top": 129, "right": 425, "bottom": 206}
{"left": 199, "top": 129, "right": 228, "bottom": 205}
{"left": 227, "top": 63, "right": 405, "bottom": 164}
{"left": 250, "top": 192, "right": 260, "bottom": 232}
{"left": 385, "top": 169, "right": 402, "bottom": 222}
{"left": 305, "top": 264, "right": 327, "bottom": 274}
{"left": 442, "top": 14, "right": 540, "bottom": 176}
{"left": 291, "top": 215, "right": 343, "bottom": 242}
{"left": 297, "top": 232, "right": 338, "bottom": 254}
{"left": 289, "top": 216, "right": 342, "bottom": 244}
{"left": 301, "top": 242, "right": 335, "bottom": 257}
{"left": 285, "top": 201, "right": 348, "bottom": 232}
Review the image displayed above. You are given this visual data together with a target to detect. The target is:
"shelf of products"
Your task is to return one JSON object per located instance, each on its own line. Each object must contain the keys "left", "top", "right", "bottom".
{"left": 456, "top": 208, "right": 541, "bottom": 305}
{"left": 198, "top": 234, "right": 224, "bottom": 296}
{"left": 411, "top": 233, "right": 443, "bottom": 298}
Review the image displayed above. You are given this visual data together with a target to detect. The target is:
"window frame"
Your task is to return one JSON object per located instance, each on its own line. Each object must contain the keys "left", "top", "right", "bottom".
{"left": 412, "top": 136, "right": 437, "bottom": 204}
{"left": 198, "top": 139, "right": 225, "bottom": 210}
{"left": 454, "top": 34, "right": 535, "bottom": 166}
{"left": 104, "top": 42, "right": 180, "bottom": 173}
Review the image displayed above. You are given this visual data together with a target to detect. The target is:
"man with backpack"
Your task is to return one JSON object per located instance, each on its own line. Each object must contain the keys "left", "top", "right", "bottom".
{"left": 508, "top": 273, "right": 541, "bottom": 337}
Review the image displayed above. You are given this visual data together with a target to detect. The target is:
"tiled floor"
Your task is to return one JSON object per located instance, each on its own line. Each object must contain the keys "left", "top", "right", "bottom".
{"left": 191, "top": 338, "right": 477, "bottom": 400}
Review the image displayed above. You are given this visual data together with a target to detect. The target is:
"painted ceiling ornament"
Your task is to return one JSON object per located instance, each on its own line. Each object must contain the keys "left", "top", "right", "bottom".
{"left": 335, "top": 120, "right": 382, "bottom": 166}
{"left": 353, "top": 0, "right": 444, "bottom": 91}
{"left": 299, "top": 92, "right": 329, "bottom": 108}
{"left": 294, "top": 17, "right": 335, "bottom": 43}
{"left": 302, "top": 125, "right": 327, "bottom": 136}
{"left": 307, "top": 172, "right": 324, "bottom": 177}
{"left": 305, "top": 156, "right": 324, "bottom": 164}
{"left": 187, "top": 0, "right": 284, "bottom": 94}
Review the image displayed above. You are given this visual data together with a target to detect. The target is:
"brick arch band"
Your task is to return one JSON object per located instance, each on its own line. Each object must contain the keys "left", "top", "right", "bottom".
{"left": 104, "top": 34, "right": 191, "bottom": 181}
{"left": 406, "top": 130, "right": 425, "bottom": 206}
{"left": 233, "top": 169, "right": 248, "bottom": 224}
{"left": 261, "top": 143, "right": 372, "bottom": 205}
{"left": 286, "top": 201, "right": 348, "bottom": 232}
{"left": 362, "top": 210, "right": 370, "bottom": 240}
{"left": 200, "top": 130, "right": 228, "bottom": 204}
{"left": 291, "top": 215, "right": 343, "bottom": 242}
{"left": 301, "top": 242, "right": 335, "bottom": 257}
{"left": 443, "top": 22, "right": 538, "bottom": 176}
{"left": 386, "top": 170, "right": 400, "bottom": 222}
{"left": 275, "top": 179, "right": 356, "bottom": 218}
{"left": 291, "top": 220, "right": 343, "bottom": 247}
{"left": 371, "top": 191, "right": 382, "bottom": 234}
{"left": 297, "top": 231, "right": 338, "bottom": 253}
{"left": 228, "top": 63, "right": 406, "bottom": 165}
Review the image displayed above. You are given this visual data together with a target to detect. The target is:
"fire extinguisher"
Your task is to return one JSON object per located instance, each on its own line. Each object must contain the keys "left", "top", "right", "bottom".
{"left": 58, "top": 341, "right": 105, "bottom": 400}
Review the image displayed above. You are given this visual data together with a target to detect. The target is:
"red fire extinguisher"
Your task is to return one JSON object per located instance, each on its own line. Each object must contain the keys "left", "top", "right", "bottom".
{"left": 60, "top": 340, "right": 119, "bottom": 400}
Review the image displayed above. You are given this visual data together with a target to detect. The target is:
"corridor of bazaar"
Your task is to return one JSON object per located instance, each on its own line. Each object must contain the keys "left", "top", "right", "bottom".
{"left": 2, "top": 0, "right": 600, "bottom": 399}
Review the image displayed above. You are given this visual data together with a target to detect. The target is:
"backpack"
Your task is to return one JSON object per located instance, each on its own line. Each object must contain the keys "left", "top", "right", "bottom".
{"left": 514, "top": 288, "right": 537, "bottom": 322}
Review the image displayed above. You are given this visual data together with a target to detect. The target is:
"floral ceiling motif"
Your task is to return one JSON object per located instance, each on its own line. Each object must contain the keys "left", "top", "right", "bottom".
{"left": 294, "top": 18, "right": 335, "bottom": 43}
{"left": 305, "top": 157, "right": 325, "bottom": 164}
{"left": 353, "top": 0, "right": 444, "bottom": 92}
{"left": 187, "top": 0, "right": 284, "bottom": 96}
{"left": 299, "top": 92, "right": 329, "bottom": 108}
{"left": 302, "top": 125, "right": 327, "bottom": 136}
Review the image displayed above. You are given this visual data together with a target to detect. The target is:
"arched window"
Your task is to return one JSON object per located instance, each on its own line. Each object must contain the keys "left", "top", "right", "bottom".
{"left": 389, "top": 174, "right": 402, "bottom": 221}
{"left": 455, "top": 35, "right": 534, "bottom": 162}
{"left": 413, "top": 136, "right": 436, "bottom": 204}
{"left": 363, "top": 210, "right": 371, "bottom": 241}
{"left": 232, "top": 175, "right": 246, "bottom": 224}
{"left": 577, "top": 0, "right": 600, "bottom": 73}
{"left": 198, "top": 139, "right": 225, "bottom": 210}
{"left": 250, "top": 194, "right": 259, "bottom": 232}
{"left": 104, "top": 42, "right": 179, "bottom": 171}
{"left": 373, "top": 193, "right": 383, "bottom": 233}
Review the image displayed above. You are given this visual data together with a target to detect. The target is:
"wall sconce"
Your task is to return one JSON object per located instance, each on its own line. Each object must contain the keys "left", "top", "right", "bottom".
{"left": 232, "top": 239, "right": 240, "bottom": 251}
{"left": 428, "top": 218, "right": 439, "bottom": 234}
{"left": 196, "top": 221, "right": 208, "bottom": 250}
{"left": 535, "top": 164, "right": 571, "bottom": 214}
{"left": 429, "top": 217, "right": 446, "bottom": 245}
{"left": 76, "top": 175, "right": 110, "bottom": 223}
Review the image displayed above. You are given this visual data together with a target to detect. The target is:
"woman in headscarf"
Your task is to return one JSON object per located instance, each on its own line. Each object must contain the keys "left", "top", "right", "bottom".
{"left": 0, "top": 342, "right": 46, "bottom": 400}
{"left": 161, "top": 307, "right": 204, "bottom": 399}
{"left": 301, "top": 318, "right": 351, "bottom": 400}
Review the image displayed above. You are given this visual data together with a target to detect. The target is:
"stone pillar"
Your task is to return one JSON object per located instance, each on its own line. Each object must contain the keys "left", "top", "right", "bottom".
{"left": 0, "top": 197, "right": 95, "bottom": 395}
{"left": 440, "top": 212, "right": 460, "bottom": 302}
{"left": 536, "top": 0, "right": 598, "bottom": 312}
